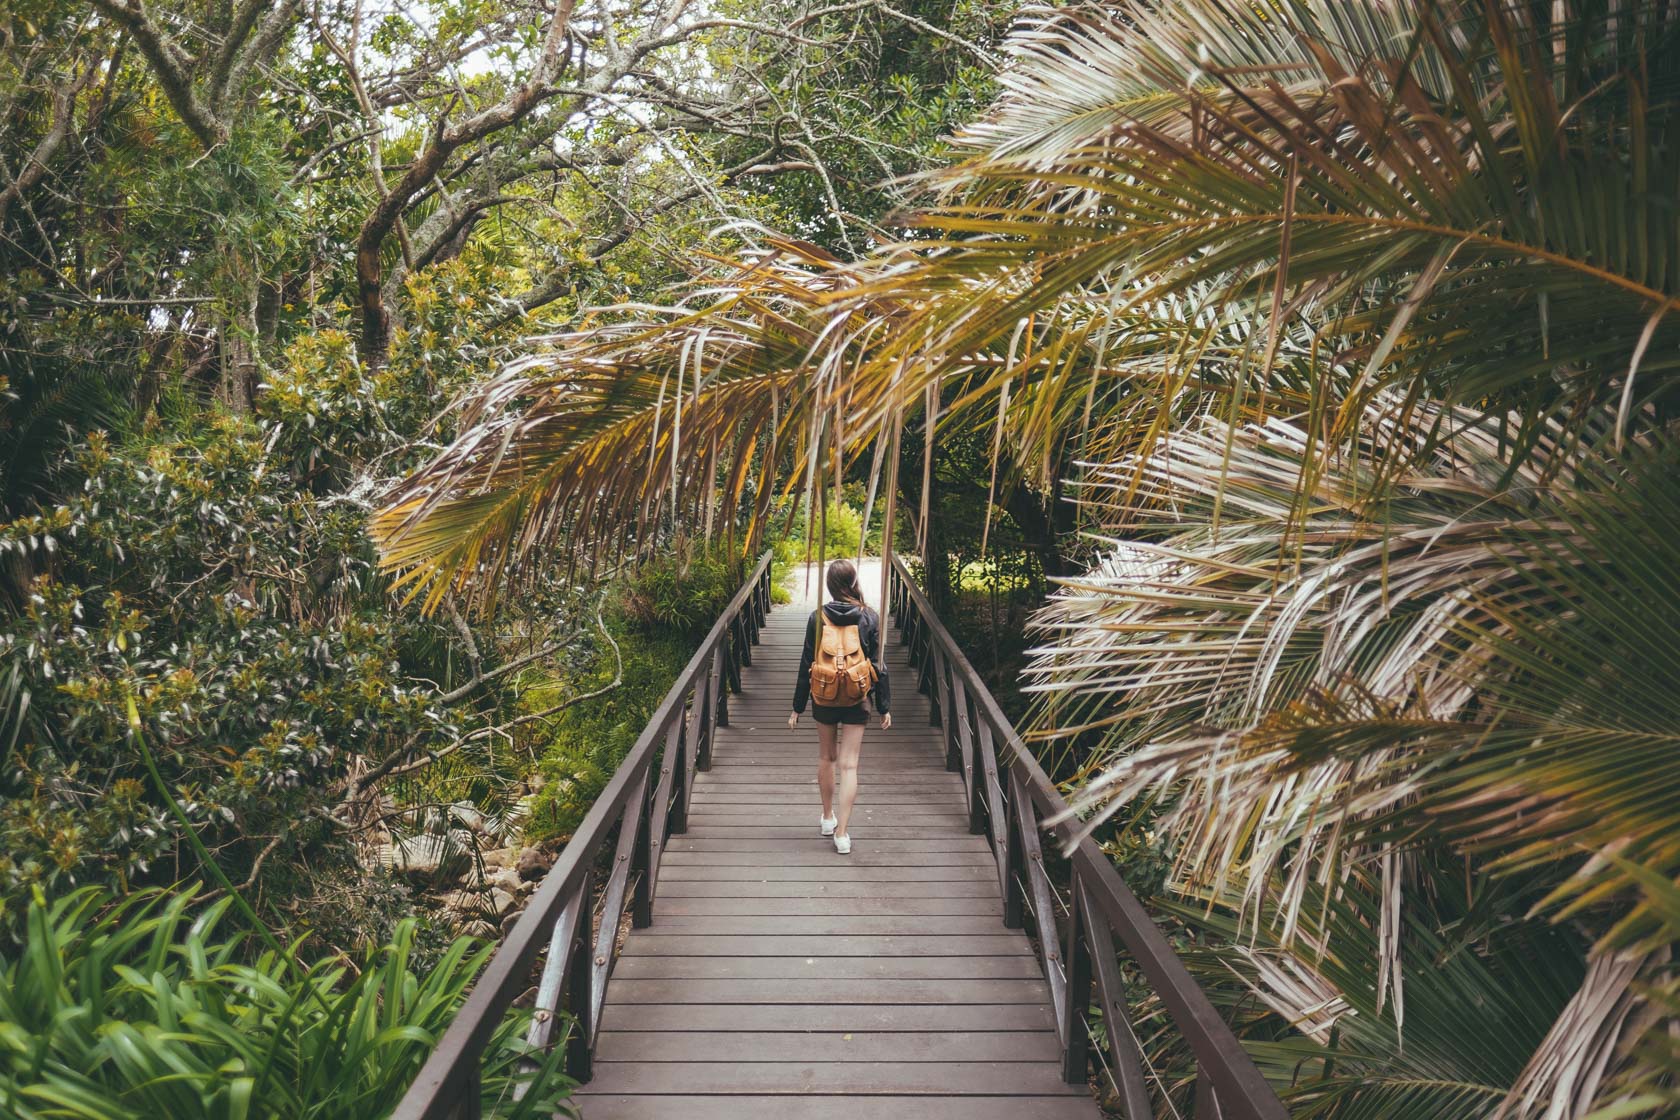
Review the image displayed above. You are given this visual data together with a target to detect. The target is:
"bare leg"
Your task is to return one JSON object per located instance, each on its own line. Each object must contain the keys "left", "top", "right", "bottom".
{"left": 833, "top": 722, "right": 865, "bottom": 838}
{"left": 816, "top": 722, "right": 838, "bottom": 818}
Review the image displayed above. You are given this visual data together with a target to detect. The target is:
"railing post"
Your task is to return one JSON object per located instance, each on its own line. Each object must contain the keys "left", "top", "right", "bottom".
{"left": 694, "top": 655, "right": 715, "bottom": 767}
{"left": 1061, "top": 866, "right": 1094, "bottom": 1084}
{"left": 1003, "top": 767, "right": 1026, "bottom": 929}
{"left": 722, "top": 617, "right": 742, "bottom": 695}
{"left": 710, "top": 645, "right": 730, "bottom": 735}
{"left": 630, "top": 760, "right": 655, "bottom": 927}
{"left": 1084, "top": 886, "right": 1152, "bottom": 1120}
{"left": 452, "top": 1069, "right": 481, "bottom": 1120}
{"left": 936, "top": 652, "right": 959, "bottom": 768}
{"left": 957, "top": 683, "right": 986, "bottom": 836}
{"left": 670, "top": 697, "right": 693, "bottom": 833}
{"left": 563, "top": 867, "right": 595, "bottom": 1082}
{"left": 735, "top": 613, "right": 753, "bottom": 667}
{"left": 1197, "top": 1068, "right": 1225, "bottom": 1120}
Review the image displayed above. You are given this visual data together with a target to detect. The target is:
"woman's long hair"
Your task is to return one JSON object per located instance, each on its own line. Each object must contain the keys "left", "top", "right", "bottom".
{"left": 825, "top": 558, "right": 867, "bottom": 609}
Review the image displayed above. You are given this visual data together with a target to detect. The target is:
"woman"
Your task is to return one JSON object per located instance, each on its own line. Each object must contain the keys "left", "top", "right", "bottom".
{"left": 788, "top": 559, "right": 892, "bottom": 854}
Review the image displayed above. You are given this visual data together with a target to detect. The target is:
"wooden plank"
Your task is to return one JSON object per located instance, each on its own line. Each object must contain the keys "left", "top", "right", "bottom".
{"left": 577, "top": 1061, "right": 1088, "bottom": 1095}
{"left": 660, "top": 851, "right": 995, "bottom": 866}
{"left": 610, "top": 955, "right": 1040, "bottom": 979}
{"left": 598, "top": 1001, "right": 1056, "bottom": 1032}
{"left": 692, "top": 792, "right": 967, "bottom": 802}
{"left": 572, "top": 1096, "right": 1094, "bottom": 1119}
{"left": 675, "top": 827, "right": 989, "bottom": 839}
{"left": 658, "top": 863, "right": 990, "bottom": 882}
{"left": 637, "top": 915, "right": 1008, "bottom": 935}
{"left": 605, "top": 978, "right": 1052, "bottom": 1005}
{"left": 684, "top": 811, "right": 972, "bottom": 826}
{"left": 664, "top": 837, "right": 987, "bottom": 852}
{"left": 697, "top": 771, "right": 960, "bottom": 785}
{"left": 593, "top": 1030, "right": 1060, "bottom": 1063}
{"left": 654, "top": 896, "right": 1003, "bottom": 917}
{"left": 653, "top": 880, "right": 999, "bottom": 897}
{"left": 620, "top": 934, "right": 1031, "bottom": 957}
{"left": 706, "top": 757, "right": 951, "bottom": 769}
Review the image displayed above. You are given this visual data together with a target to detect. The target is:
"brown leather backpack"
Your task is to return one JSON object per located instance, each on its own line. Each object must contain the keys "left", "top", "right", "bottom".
{"left": 809, "top": 609, "right": 877, "bottom": 707}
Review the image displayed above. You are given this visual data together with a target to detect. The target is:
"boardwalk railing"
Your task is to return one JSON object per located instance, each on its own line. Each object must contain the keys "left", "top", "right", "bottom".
{"left": 888, "top": 555, "right": 1288, "bottom": 1120}
{"left": 392, "top": 551, "right": 774, "bottom": 1120}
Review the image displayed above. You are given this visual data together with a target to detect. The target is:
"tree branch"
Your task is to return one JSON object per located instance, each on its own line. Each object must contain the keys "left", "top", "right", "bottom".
{"left": 354, "top": 0, "right": 578, "bottom": 364}
{"left": 0, "top": 65, "right": 97, "bottom": 227}
{"left": 88, "top": 0, "right": 226, "bottom": 148}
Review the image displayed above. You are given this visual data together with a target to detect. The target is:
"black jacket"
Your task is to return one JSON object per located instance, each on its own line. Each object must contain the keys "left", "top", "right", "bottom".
{"left": 792, "top": 600, "right": 891, "bottom": 714}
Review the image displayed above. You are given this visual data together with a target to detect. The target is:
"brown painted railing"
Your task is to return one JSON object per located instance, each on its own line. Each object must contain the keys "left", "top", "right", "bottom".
{"left": 391, "top": 551, "right": 773, "bottom": 1120}
{"left": 888, "top": 555, "right": 1288, "bottom": 1120}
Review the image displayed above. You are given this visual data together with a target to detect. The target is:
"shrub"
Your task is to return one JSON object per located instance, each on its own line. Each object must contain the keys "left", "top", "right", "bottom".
{"left": 524, "top": 545, "right": 750, "bottom": 840}
{"left": 0, "top": 431, "right": 461, "bottom": 930}
{"left": 612, "top": 546, "right": 741, "bottom": 639}
{"left": 0, "top": 886, "right": 574, "bottom": 1119}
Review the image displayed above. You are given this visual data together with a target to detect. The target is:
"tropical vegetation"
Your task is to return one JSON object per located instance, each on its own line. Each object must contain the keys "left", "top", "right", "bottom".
{"left": 374, "top": 1, "right": 1680, "bottom": 1115}
{"left": 1, "top": 0, "right": 1000, "bottom": 1112}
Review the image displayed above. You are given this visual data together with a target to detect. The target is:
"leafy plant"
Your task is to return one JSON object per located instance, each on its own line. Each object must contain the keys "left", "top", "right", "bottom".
{"left": 0, "top": 885, "right": 574, "bottom": 1119}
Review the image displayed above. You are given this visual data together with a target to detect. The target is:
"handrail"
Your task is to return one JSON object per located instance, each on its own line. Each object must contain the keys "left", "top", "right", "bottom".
{"left": 887, "top": 555, "right": 1288, "bottom": 1120}
{"left": 392, "top": 551, "right": 774, "bottom": 1120}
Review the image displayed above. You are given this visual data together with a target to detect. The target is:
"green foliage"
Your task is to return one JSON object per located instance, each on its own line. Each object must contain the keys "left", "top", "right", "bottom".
{"left": 612, "top": 547, "right": 743, "bottom": 640}
{"left": 0, "top": 885, "right": 572, "bottom": 1119}
{"left": 523, "top": 631, "right": 690, "bottom": 842}
{"left": 0, "top": 421, "right": 459, "bottom": 934}
{"left": 525, "top": 546, "right": 744, "bottom": 840}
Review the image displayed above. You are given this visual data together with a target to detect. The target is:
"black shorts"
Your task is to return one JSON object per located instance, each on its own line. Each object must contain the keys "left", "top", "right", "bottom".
{"left": 812, "top": 703, "right": 869, "bottom": 726}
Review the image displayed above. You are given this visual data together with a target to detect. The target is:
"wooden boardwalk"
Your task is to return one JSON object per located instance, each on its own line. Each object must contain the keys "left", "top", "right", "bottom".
{"left": 574, "top": 590, "right": 1100, "bottom": 1119}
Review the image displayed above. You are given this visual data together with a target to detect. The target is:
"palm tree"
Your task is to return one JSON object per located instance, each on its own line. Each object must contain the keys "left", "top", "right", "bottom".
{"left": 372, "top": 1, "right": 1680, "bottom": 1113}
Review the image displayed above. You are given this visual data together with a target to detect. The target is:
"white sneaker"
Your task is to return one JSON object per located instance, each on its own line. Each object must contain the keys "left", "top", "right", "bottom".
{"left": 834, "top": 833, "right": 852, "bottom": 855}
{"left": 820, "top": 815, "right": 837, "bottom": 836}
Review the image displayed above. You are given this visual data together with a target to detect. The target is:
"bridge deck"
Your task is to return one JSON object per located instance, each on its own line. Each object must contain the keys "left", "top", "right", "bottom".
{"left": 574, "top": 591, "right": 1099, "bottom": 1118}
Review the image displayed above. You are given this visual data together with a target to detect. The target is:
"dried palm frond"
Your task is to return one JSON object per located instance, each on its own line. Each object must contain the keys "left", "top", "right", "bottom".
{"left": 369, "top": 242, "right": 913, "bottom": 611}
{"left": 1028, "top": 408, "right": 1680, "bottom": 1115}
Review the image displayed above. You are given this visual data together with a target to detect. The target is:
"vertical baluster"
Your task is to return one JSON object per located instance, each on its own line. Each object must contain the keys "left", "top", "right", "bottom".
{"left": 593, "top": 770, "right": 646, "bottom": 1024}
{"left": 979, "top": 721, "right": 1010, "bottom": 899}
{"left": 563, "top": 867, "right": 595, "bottom": 1081}
{"left": 1061, "top": 866, "right": 1094, "bottom": 1083}
{"left": 630, "top": 754, "right": 656, "bottom": 927}
{"left": 1010, "top": 771, "right": 1068, "bottom": 1032}
{"left": 736, "top": 612, "right": 753, "bottom": 666}
{"left": 643, "top": 716, "right": 684, "bottom": 908}
{"left": 670, "top": 694, "right": 693, "bottom": 834}
{"left": 1002, "top": 765, "right": 1027, "bottom": 929}
{"left": 693, "top": 657, "right": 715, "bottom": 769}
{"left": 725, "top": 620, "right": 743, "bottom": 692}
{"left": 1082, "top": 885, "right": 1151, "bottom": 1119}
{"left": 1196, "top": 1068, "right": 1224, "bottom": 1120}
{"left": 956, "top": 681, "right": 986, "bottom": 836}
{"left": 925, "top": 641, "right": 943, "bottom": 727}
{"left": 712, "top": 644, "right": 731, "bottom": 735}
{"left": 454, "top": 1067, "right": 482, "bottom": 1119}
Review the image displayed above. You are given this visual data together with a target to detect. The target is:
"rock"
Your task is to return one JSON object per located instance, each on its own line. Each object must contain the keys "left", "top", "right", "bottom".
{"left": 438, "top": 888, "right": 479, "bottom": 912}
{"left": 516, "top": 845, "right": 553, "bottom": 881}
{"left": 448, "top": 800, "right": 491, "bottom": 835}
{"left": 460, "top": 920, "right": 498, "bottom": 940}
{"left": 500, "top": 910, "right": 524, "bottom": 937}
{"left": 489, "top": 888, "right": 517, "bottom": 917}
{"left": 488, "top": 867, "right": 523, "bottom": 895}
{"left": 481, "top": 846, "right": 516, "bottom": 871}
{"left": 379, "top": 831, "right": 474, "bottom": 886}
